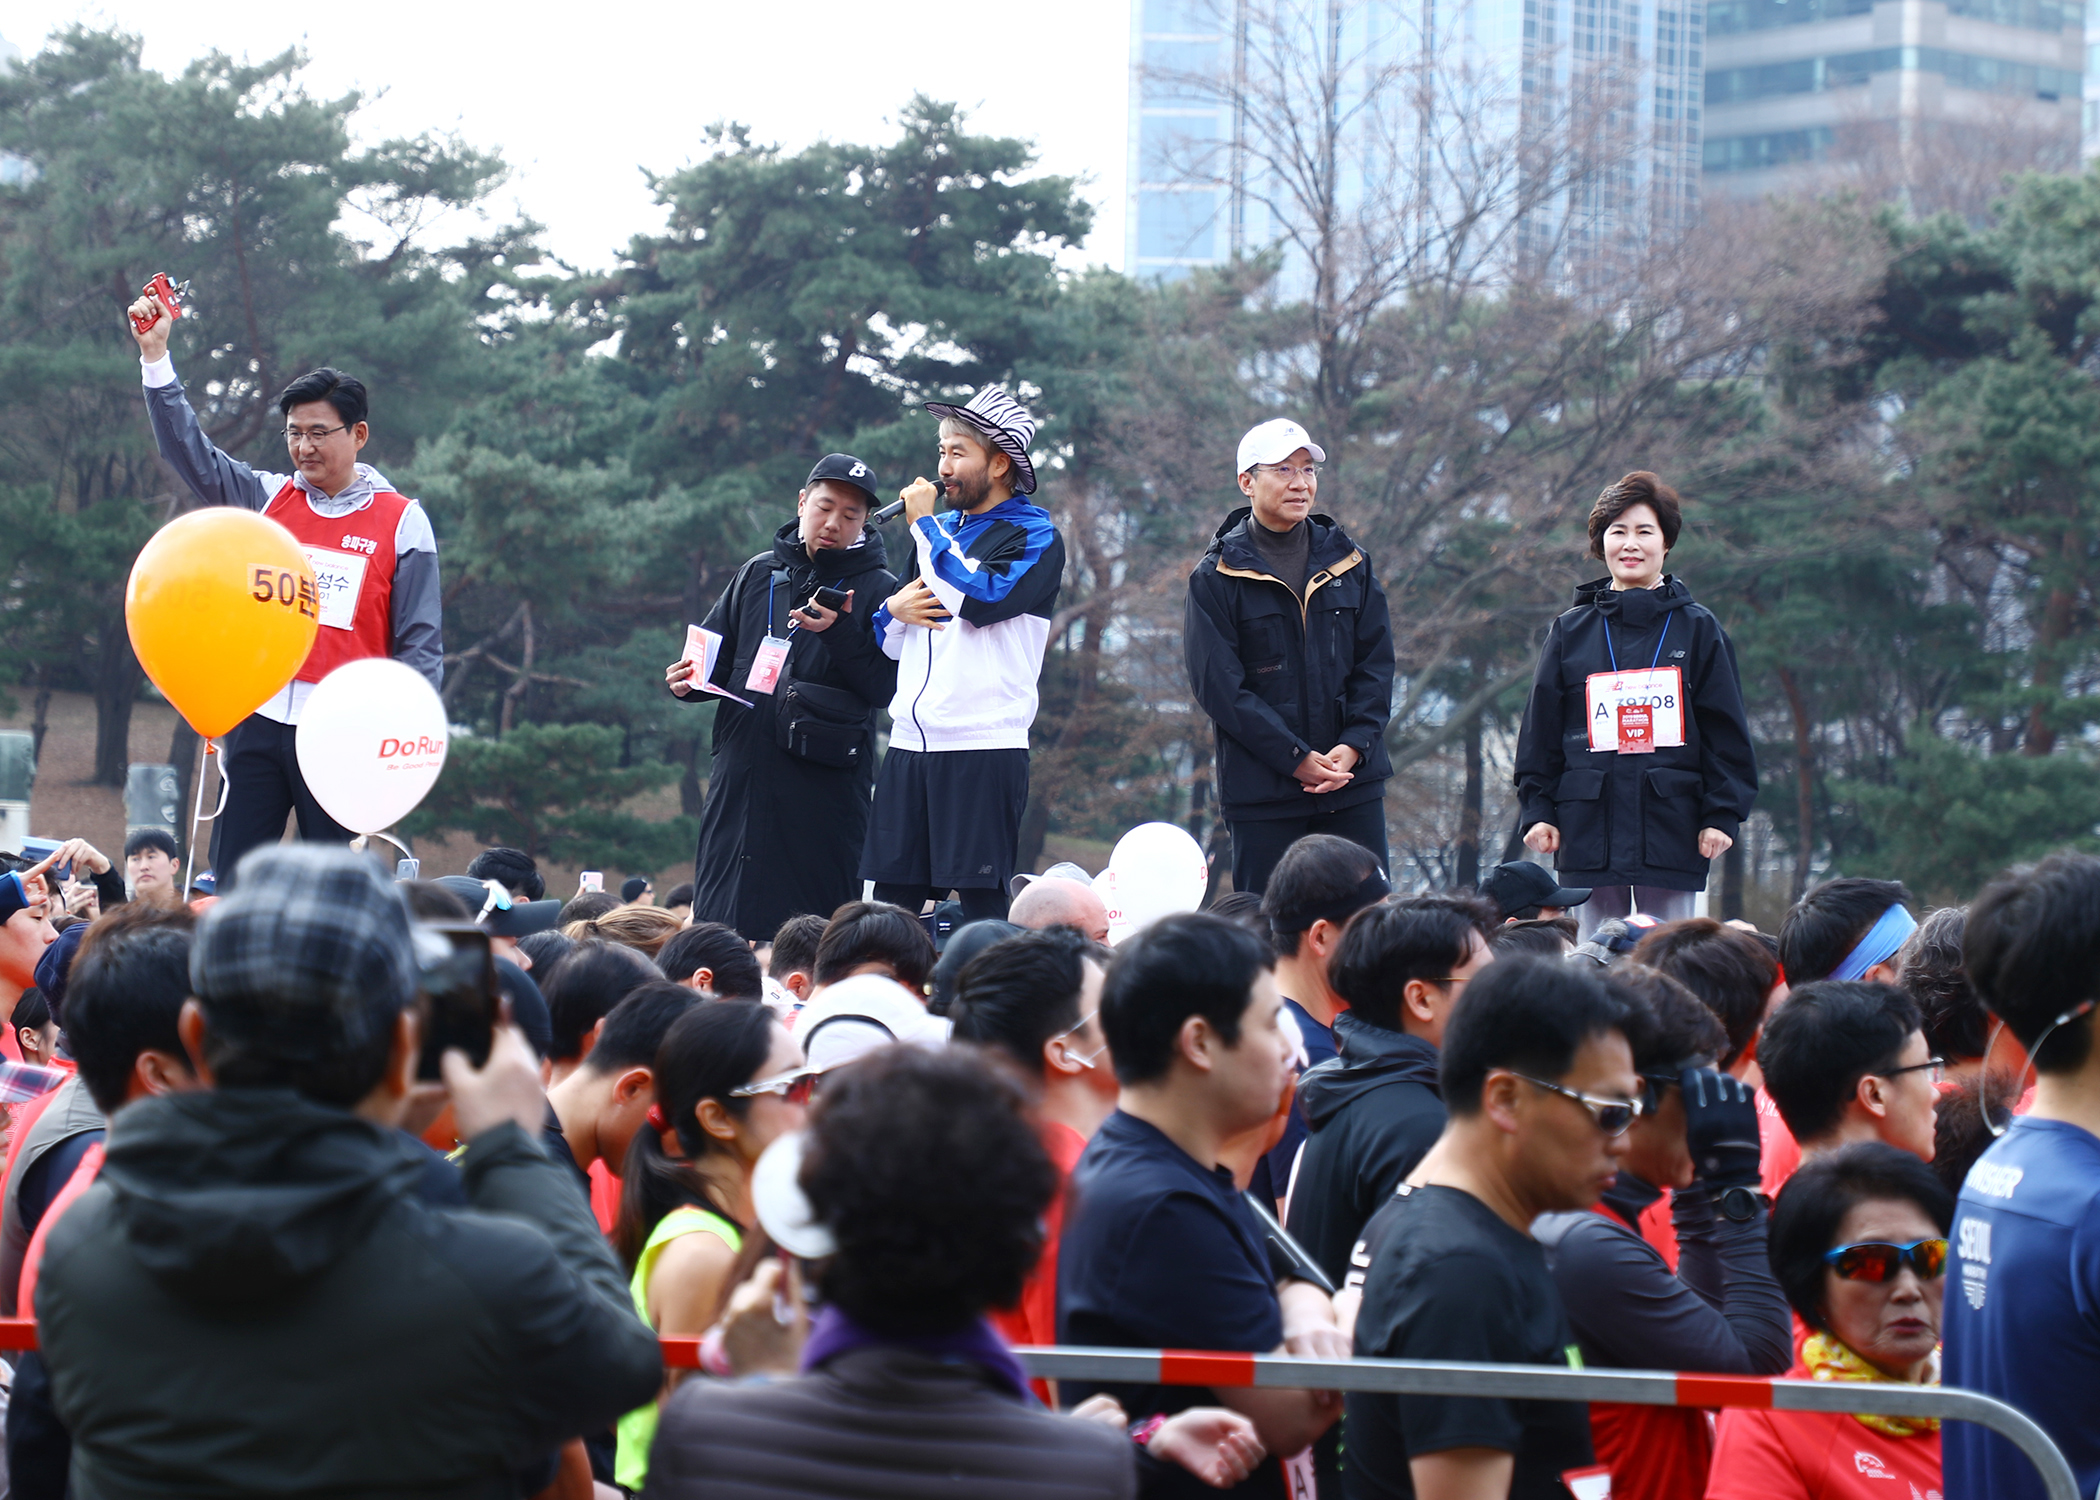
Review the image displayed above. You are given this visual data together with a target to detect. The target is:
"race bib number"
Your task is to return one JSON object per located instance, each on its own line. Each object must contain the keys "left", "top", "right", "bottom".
{"left": 1585, "top": 667, "right": 1684, "bottom": 753}
{"left": 1283, "top": 1448, "right": 1317, "bottom": 1499}
{"left": 301, "top": 546, "right": 369, "bottom": 632}
{"left": 745, "top": 635, "right": 791, "bottom": 696}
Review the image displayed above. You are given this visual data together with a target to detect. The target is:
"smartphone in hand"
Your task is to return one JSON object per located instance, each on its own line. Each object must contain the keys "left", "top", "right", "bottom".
{"left": 415, "top": 923, "right": 500, "bottom": 1082}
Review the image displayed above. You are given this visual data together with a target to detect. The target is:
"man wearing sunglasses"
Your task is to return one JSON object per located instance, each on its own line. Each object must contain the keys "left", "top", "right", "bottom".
{"left": 128, "top": 290, "right": 442, "bottom": 890}
{"left": 1343, "top": 956, "right": 1638, "bottom": 1500}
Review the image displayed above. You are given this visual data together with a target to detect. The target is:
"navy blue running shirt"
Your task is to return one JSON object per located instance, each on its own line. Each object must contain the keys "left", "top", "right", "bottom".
{"left": 1058, "top": 1109, "right": 1289, "bottom": 1498}
{"left": 1944, "top": 1116, "right": 2100, "bottom": 1500}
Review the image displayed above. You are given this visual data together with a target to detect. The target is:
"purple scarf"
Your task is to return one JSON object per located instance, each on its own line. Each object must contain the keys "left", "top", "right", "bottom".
{"left": 799, "top": 1304, "right": 1034, "bottom": 1403}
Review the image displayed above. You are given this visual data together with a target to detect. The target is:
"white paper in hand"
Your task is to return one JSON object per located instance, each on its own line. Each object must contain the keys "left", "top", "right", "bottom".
{"left": 684, "top": 625, "right": 755, "bottom": 708}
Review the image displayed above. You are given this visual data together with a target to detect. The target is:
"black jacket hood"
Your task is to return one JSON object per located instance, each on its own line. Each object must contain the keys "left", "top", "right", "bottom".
{"left": 1205, "top": 507, "right": 1360, "bottom": 576}
{"left": 1571, "top": 574, "right": 1695, "bottom": 631}
{"left": 772, "top": 520, "right": 890, "bottom": 582}
{"left": 1299, "top": 1011, "right": 1442, "bottom": 1128}
{"left": 97, "top": 1088, "right": 430, "bottom": 1306}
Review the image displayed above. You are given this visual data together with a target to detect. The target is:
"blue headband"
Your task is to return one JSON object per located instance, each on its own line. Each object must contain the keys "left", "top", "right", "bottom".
{"left": 1831, "top": 904, "right": 1917, "bottom": 982}
{"left": 0, "top": 873, "right": 28, "bottom": 926}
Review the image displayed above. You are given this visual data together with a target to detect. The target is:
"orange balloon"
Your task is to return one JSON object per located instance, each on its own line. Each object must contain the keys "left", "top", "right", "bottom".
{"left": 125, "top": 509, "right": 321, "bottom": 737}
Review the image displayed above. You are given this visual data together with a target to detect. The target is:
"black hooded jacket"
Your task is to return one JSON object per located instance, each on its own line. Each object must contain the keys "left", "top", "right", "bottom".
{"left": 1285, "top": 1011, "right": 1446, "bottom": 1286}
{"left": 1513, "top": 576, "right": 1757, "bottom": 892}
{"left": 681, "top": 523, "right": 898, "bottom": 940}
{"left": 1185, "top": 509, "right": 1395, "bottom": 820}
{"left": 37, "top": 1089, "right": 661, "bottom": 1500}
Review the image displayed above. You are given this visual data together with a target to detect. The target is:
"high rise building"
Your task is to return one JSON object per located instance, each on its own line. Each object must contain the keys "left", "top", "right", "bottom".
{"left": 1126, "top": 0, "right": 1240, "bottom": 277}
{"left": 1125, "top": 0, "right": 1706, "bottom": 283}
{"left": 1700, "top": 0, "right": 2083, "bottom": 197}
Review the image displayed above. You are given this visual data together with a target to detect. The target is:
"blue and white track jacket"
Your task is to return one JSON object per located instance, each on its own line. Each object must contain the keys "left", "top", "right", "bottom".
{"left": 871, "top": 498, "right": 1065, "bottom": 752}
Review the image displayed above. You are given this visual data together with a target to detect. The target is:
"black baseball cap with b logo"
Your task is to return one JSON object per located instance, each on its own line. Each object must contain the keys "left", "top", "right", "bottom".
{"left": 805, "top": 453, "right": 881, "bottom": 509}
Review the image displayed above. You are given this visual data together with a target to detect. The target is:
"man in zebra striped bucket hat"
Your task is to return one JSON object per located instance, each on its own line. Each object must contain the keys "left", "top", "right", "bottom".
{"left": 863, "top": 386, "right": 1067, "bottom": 926}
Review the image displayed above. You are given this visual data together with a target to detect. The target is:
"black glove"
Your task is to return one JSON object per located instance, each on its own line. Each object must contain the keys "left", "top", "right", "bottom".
{"left": 1681, "top": 1067, "right": 1761, "bottom": 1189}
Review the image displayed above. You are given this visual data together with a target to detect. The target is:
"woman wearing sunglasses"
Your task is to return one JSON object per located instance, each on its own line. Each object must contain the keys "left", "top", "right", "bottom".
{"left": 1708, "top": 1142, "right": 1954, "bottom": 1499}
{"left": 611, "top": 1000, "right": 811, "bottom": 1491}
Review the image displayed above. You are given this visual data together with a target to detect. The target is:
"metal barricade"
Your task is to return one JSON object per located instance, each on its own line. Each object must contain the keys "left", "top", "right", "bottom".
{"left": 1012, "top": 1345, "right": 2079, "bottom": 1500}
{"left": 0, "top": 1318, "right": 2069, "bottom": 1499}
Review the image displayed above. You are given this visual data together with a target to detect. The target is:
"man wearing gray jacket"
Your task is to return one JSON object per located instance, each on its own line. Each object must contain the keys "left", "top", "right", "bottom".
{"left": 126, "top": 288, "right": 442, "bottom": 887}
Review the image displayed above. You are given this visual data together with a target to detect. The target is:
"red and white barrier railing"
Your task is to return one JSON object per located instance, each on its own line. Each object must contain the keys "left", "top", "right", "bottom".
{"left": 1010, "top": 1345, "right": 2078, "bottom": 1500}
{"left": 0, "top": 1321, "right": 2066, "bottom": 1499}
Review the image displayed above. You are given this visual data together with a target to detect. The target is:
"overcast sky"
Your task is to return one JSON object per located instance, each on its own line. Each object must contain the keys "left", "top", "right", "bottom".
{"left": 4, "top": 1, "right": 1134, "bottom": 274}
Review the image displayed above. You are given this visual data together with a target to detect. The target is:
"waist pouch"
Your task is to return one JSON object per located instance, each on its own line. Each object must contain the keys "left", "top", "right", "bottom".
{"left": 776, "top": 679, "right": 869, "bottom": 769}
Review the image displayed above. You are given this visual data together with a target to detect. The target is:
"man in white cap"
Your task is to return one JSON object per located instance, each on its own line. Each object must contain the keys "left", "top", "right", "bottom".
{"left": 864, "top": 387, "right": 1067, "bottom": 924}
{"left": 1185, "top": 419, "right": 1395, "bottom": 895}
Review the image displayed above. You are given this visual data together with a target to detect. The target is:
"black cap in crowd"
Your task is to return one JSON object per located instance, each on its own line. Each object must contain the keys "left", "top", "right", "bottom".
{"left": 805, "top": 453, "right": 881, "bottom": 508}
{"left": 1480, "top": 860, "right": 1592, "bottom": 920}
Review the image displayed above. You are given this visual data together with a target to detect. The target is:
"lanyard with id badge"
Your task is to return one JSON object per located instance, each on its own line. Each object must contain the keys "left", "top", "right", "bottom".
{"left": 745, "top": 570, "right": 796, "bottom": 696}
{"left": 1585, "top": 613, "right": 1684, "bottom": 755}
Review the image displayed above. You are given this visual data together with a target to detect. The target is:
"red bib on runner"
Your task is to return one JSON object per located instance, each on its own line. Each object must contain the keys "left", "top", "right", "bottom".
{"left": 263, "top": 479, "right": 413, "bottom": 684}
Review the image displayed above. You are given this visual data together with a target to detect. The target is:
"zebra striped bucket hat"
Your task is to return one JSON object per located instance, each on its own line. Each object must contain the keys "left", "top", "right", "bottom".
{"left": 924, "top": 384, "right": 1039, "bottom": 494}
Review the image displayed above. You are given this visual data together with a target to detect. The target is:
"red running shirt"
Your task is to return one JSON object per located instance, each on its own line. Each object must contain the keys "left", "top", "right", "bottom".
{"left": 1707, "top": 1369, "right": 1942, "bottom": 1500}
{"left": 993, "top": 1120, "right": 1089, "bottom": 1402}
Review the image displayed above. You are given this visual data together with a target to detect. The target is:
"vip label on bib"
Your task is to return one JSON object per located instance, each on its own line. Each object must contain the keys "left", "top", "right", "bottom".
{"left": 301, "top": 546, "right": 370, "bottom": 632}
{"left": 745, "top": 635, "right": 791, "bottom": 695}
{"left": 1585, "top": 666, "right": 1684, "bottom": 753}
{"left": 1617, "top": 702, "right": 1654, "bottom": 753}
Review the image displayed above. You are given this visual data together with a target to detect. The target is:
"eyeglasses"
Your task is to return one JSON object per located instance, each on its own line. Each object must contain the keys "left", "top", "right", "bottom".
{"left": 1253, "top": 463, "right": 1321, "bottom": 483}
{"left": 1824, "top": 1238, "right": 1948, "bottom": 1283}
{"left": 284, "top": 424, "right": 350, "bottom": 445}
{"left": 1507, "top": 1072, "right": 1647, "bottom": 1136}
{"left": 1877, "top": 1057, "right": 1946, "bottom": 1086}
{"left": 730, "top": 1066, "right": 825, "bottom": 1105}
{"left": 1051, "top": 1010, "right": 1110, "bottom": 1069}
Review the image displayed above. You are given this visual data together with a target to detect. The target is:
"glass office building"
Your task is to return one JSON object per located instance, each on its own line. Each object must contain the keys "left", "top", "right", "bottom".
{"left": 1701, "top": 0, "right": 2083, "bottom": 194}
{"left": 1125, "top": 0, "right": 1706, "bottom": 283}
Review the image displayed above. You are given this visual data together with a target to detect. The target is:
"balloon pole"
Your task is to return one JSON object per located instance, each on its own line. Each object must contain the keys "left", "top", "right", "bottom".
{"left": 182, "top": 733, "right": 227, "bottom": 897}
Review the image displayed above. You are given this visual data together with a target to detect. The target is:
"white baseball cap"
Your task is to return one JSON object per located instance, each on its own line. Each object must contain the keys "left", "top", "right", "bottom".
{"left": 1237, "top": 418, "right": 1327, "bottom": 476}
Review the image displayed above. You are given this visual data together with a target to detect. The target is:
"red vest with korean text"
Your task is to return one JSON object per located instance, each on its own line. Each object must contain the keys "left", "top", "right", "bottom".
{"left": 263, "top": 479, "right": 411, "bottom": 684}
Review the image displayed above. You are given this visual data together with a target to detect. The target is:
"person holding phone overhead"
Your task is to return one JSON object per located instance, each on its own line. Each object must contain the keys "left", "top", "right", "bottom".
{"left": 664, "top": 455, "right": 898, "bottom": 942}
{"left": 1513, "top": 473, "right": 1756, "bottom": 941}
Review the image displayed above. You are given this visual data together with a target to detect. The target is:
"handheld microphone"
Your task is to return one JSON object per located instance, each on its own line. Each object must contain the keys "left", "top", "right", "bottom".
{"left": 870, "top": 479, "right": 945, "bottom": 525}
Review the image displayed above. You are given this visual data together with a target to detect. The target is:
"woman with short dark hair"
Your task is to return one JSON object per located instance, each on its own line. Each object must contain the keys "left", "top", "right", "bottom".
{"left": 1707, "top": 1142, "right": 1951, "bottom": 1499}
{"left": 645, "top": 1047, "right": 1262, "bottom": 1498}
{"left": 1513, "top": 472, "right": 1757, "bottom": 941}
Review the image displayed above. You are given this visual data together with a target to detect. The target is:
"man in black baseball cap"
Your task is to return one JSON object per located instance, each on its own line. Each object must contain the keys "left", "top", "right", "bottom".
{"left": 663, "top": 453, "right": 899, "bottom": 941}
{"left": 434, "top": 875, "right": 563, "bottom": 942}
{"left": 1480, "top": 859, "right": 1592, "bottom": 923}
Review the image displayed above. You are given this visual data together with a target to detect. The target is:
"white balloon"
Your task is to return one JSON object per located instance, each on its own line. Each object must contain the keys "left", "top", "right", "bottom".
{"left": 294, "top": 658, "right": 449, "bottom": 835}
{"left": 1101, "top": 821, "right": 1211, "bottom": 945}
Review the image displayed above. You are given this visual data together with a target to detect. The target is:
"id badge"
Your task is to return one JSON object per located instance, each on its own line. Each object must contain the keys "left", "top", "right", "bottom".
{"left": 1585, "top": 667, "right": 1685, "bottom": 753}
{"left": 1617, "top": 702, "right": 1655, "bottom": 753}
{"left": 745, "top": 635, "right": 791, "bottom": 695}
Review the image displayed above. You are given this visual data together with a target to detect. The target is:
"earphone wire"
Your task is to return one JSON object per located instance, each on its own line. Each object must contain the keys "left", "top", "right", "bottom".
{"left": 1980, "top": 999, "right": 2098, "bottom": 1138}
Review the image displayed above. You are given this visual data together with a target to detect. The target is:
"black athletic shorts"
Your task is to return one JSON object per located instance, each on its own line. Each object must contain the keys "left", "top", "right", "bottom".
{"left": 859, "top": 746, "right": 1030, "bottom": 891}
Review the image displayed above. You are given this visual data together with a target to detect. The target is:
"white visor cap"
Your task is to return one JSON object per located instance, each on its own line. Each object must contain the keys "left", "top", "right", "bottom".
{"left": 1237, "top": 418, "right": 1327, "bottom": 476}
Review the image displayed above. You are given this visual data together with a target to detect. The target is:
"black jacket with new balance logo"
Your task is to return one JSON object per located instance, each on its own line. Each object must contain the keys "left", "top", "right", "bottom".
{"left": 1185, "top": 508, "right": 1396, "bottom": 820}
